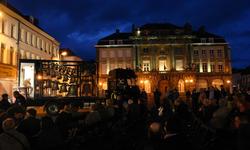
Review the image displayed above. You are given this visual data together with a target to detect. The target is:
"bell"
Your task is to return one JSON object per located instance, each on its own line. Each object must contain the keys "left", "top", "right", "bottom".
{"left": 63, "top": 75, "right": 69, "bottom": 82}
{"left": 59, "top": 83, "right": 68, "bottom": 93}
{"left": 70, "top": 77, "right": 76, "bottom": 83}
{"left": 52, "top": 81, "right": 59, "bottom": 90}
{"left": 68, "top": 85, "right": 77, "bottom": 96}
{"left": 56, "top": 72, "right": 62, "bottom": 80}
{"left": 50, "top": 70, "right": 56, "bottom": 77}
{"left": 44, "top": 80, "right": 52, "bottom": 88}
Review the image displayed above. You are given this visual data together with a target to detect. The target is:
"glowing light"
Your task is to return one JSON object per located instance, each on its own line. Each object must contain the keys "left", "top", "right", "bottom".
{"left": 190, "top": 79, "right": 193, "bottom": 83}
{"left": 144, "top": 80, "right": 149, "bottom": 84}
{"left": 185, "top": 79, "right": 188, "bottom": 83}
{"left": 37, "top": 75, "right": 42, "bottom": 80}
{"left": 140, "top": 80, "right": 144, "bottom": 84}
{"left": 0, "top": 12, "right": 2, "bottom": 17}
{"left": 226, "top": 80, "right": 231, "bottom": 84}
{"left": 61, "top": 51, "right": 67, "bottom": 56}
{"left": 99, "top": 82, "right": 103, "bottom": 86}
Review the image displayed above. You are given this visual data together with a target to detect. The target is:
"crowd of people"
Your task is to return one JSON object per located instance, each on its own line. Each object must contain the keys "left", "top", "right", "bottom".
{"left": 0, "top": 87, "right": 249, "bottom": 150}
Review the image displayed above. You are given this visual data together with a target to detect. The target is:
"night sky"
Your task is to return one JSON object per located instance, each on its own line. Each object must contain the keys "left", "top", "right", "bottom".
{"left": 8, "top": 0, "right": 250, "bottom": 68}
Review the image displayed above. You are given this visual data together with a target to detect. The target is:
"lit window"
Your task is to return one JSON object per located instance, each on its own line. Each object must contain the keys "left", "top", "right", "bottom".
{"left": 202, "top": 63, "right": 207, "bottom": 72}
{"left": 193, "top": 50, "right": 199, "bottom": 56}
{"left": 217, "top": 49, "right": 223, "bottom": 58}
{"left": 210, "top": 64, "right": 215, "bottom": 72}
{"left": 159, "top": 60, "right": 167, "bottom": 71}
{"left": 176, "top": 59, "right": 184, "bottom": 71}
{"left": 218, "top": 64, "right": 223, "bottom": 72}
{"left": 101, "top": 63, "right": 107, "bottom": 74}
{"left": 143, "top": 60, "right": 150, "bottom": 72}
{"left": 11, "top": 24, "right": 15, "bottom": 38}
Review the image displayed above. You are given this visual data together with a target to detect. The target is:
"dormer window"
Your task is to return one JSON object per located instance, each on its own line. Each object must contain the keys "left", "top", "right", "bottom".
{"left": 208, "top": 38, "right": 214, "bottom": 43}
{"left": 117, "top": 40, "right": 123, "bottom": 44}
{"left": 109, "top": 40, "right": 115, "bottom": 45}
{"left": 201, "top": 38, "right": 206, "bottom": 43}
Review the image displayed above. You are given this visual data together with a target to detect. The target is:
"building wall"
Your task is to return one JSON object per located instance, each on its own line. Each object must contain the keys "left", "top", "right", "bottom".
{"left": 0, "top": 3, "right": 60, "bottom": 96}
{"left": 96, "top": 46, "right": 133, "bottom": 95}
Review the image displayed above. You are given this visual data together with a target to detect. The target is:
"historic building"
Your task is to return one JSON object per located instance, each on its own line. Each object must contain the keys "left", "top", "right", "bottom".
{"left": 96, "top": 23, "right": 232, "bottom": 95}
{"left": 0, "top": 2, "right": 60, "bottom": 96}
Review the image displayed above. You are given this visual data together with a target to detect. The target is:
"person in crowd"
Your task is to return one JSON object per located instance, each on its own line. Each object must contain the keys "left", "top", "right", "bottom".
{"left": 154, "top": 88, "right": 161, "bottom": 108}
{"left": 140, "top": 89, "right": 148, "bottom": 105}
{"left": 13, "top": 91, "right": 26, "bottom": 107}
{"left": 0, "top": 118, "right": 30, "bottom": 150}
{"left": 35, "top": 116, "right": 64, "bottom": 150}
{"left": 17, "top": 108, "right": 40, "bottom": 144}
{"left": 0, "top": 109, "right": 8, "bottom": 134}
{"left": 7, "top": 105, "right": 26, "bottom": 127}
{"left": 84, "top": 104, "right": 101, "bottom": 126}
{"left": 0, "top": 94, "right": 11, "bottom": 111}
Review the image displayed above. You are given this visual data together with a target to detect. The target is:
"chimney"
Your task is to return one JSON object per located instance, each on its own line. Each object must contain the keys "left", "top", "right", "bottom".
{"left": 116, "top": 29, "right": 120, "bottom": 33}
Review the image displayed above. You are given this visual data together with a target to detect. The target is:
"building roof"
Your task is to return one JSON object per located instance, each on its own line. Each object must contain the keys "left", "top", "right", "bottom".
{"left": 96, "top": 22, "right": 227, "bottom": 45}
{"left": 97, "top": 30, "right": 133, "bottom": 45}
{"left": 0, "top": 1, "right": 59, "bottom": 44}
{"left": 140, "top": 23, "right": 182, "bottom": 30}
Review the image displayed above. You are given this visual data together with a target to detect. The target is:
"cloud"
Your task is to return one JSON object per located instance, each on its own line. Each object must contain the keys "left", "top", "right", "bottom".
{"left": 7, "top": 0, "right": 250, "bottom": 67}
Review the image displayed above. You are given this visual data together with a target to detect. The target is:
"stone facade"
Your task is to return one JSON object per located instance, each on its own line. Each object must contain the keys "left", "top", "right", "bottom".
{"left": 96, "top": 23, "right": 232, "bottom": 95}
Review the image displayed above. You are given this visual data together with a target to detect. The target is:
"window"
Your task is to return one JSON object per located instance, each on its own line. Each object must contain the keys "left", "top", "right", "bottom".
{"left": 202, "top": 50, "right": 206, "bottom": 57}
{"left": 202, "top": 63, "right": 207, "bottom": 72}
{"left": 176, "top": 59, "right": 184, "bottom": 71}
{"left": 201, "top": 38, "right": 206, "bottom": 43}
{"left": 10, "top": 47, "right": 14, "bottom": 65}
{"left": 1, "top": 20, "right": 5, "bottom": 34}
{"left": 109, "top": 40, "right": 115, "bottom": 45}
{"left": 0, "top": 43, "right": 5, "bottom": 63}
{"left": 217, "top": 49, "right": 223, "bottom": 58}
{"left": 218, "top": 64, "right": 223, "bottom": 72}
{"left": 210, "top": 64, "right": 215, "bottom": 72}
{"left": 25, "top": 31, "right": 28, "bottom": 43}
{"left": 208, "top": 38, "right": 214, "bottom": 43}
{"left": 39, "top": 39, "right": 42, "bottom": 50}
{"left": 117, "top": 40, "right": 123, "bottom": 44}
{"left": 175, "top": 49, "right": 183, "bottom": 55}
{"left": 195, "top": 64, "right": 200, "bottom": 72}
{"left": 27, "top": 32, "right": 30, "bottom": 44}
{"left": 143, "top": 48, "right": 149, "bottom": 54}
{"left": 210, "top": 50, "right": 214, "bottom": 58}
{"left": 11, "top": 24, "right": 15, "bottom": 38}
{"left": 32, "top": 35, "right": 36, "bottom": 46}
{"left": 21, "top": 29, "right": 25, "bottom": 42}
{"left": 159, "top": 60, "right": 167, "bottom": 71}
{"left": 193, "top": 50, "right": 199, "bottom": 56}
{"left": 142, "top": 60, "right": 150, "bottom": 72}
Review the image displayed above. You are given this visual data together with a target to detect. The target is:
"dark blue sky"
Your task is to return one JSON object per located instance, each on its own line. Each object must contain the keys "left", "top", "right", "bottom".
{"left": 8, "top": 0, "right": 250, "bottom": 68}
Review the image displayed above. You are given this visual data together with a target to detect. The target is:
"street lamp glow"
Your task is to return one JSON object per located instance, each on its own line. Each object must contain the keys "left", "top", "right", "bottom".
{"left": 37, "top": 75, "right": 42, "bottom": 80}
{"left": 61, "top": 51, "right": 67, "bottom": 56}
{"left": 0, "top": 12, "right": 2, "bottom": 17}
{"left": 226, "top": 80, "right": 231, "bottom": 84}
{"left": 144, "top": 80, "right": 149, "bottom": 83}
{"left": 190, "top": 79, "right": 193, "bottom": 83}
{"left": 140, "top": 80, "right": 144, "bottom": 84}
{"left": 185, "top": 79, "right": 188, "bottom": 83}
